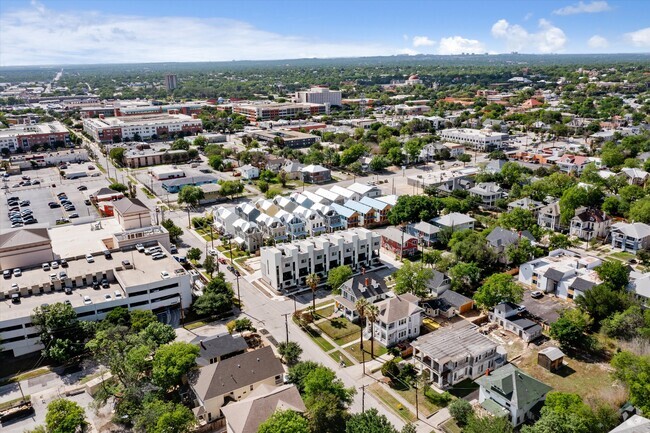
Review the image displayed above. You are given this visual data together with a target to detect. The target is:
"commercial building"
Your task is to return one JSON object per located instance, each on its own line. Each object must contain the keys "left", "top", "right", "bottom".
{"left": 250, "top": 129, "right": 319, "bottom": 148}
{"left": 165, "top": 74, "right": 178, "bottom": 91}
{"left": 162, "top": 174, "right": 219, "bottom": 193}
{"left": 412, "top": 322, "right": 506, "bottom": 389}
{"left": 260, "top": 228, "right": 381, "bottom": 292}
{"left": 124, "top": 148, "right": 189, "bottom": 168}
{"left": 150, "top": 166, "right": 185, "bottom": 181}
{"left": 439, "top": 128, "right": 507, "bottom": 151}
{"left": 83, "top": 113, "right": 202, "bottom": 143}
{"left": 232, "top": 102, "right": 327, "bottom": 122}
{"left": 294, "top": 86, "right": 342, "bottom": 106}
{"left": 0, "top": 121, "right": 71, "bottom": 152}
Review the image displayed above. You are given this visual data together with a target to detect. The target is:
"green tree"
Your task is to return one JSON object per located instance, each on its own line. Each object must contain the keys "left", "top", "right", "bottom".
{"left": 278, "top": 341, "right": 303, "bottom": 366}
{"left": 345, "top": 408, "right": 398, "bottom": 433}
{"left": 306, "top": 273, "right": 321, "bottom": 312}
{"left": 161, "top": 219, "right": 183, "bottom": 241}
{"left": 506, "top": 238, "right": 543, "bottom": 266}
{"left": 258, "top": 179, "right": 270, "bottom": 193}
{"left": 32, "top": 302, "right": 87, "bottom": 363}
{"left": 327, "top": 265, "right": 353, "bottom": 293}
{"left": 575, "top": 284, "right": 631, "bottom": 326}
{"left": 393, "top": 260, "right": 433, "bottom": 299}
{"left": 449, "top": 230, "right": 497, "bottom": 269}
{"left": 203, "top": 255, "right": 215, "bottom": 277}
{"left": 303, "top": 366, "right": 355, "bottom": 433}
{"left": 595, "top": 260, "right": 630, "bottom": 290}
{"left": 278, "top": 170, "right": 288, "bottom": 187}
{"left": 258, "top": 410, "right": 310, "bottom": 433}
{"left": 177, "top": 185, "right": 204, "bottom": 207}
{"left": 548, "top": 233, "right": 575, "bottom": 250}
{"left": 387, "top": 195, "right": 443, "bottom": 225}
{"left": 457, "top": 153, "right": 472, "bottom": 166}
{"left": 134, "top": 399, "right": 195, "bottom": 433}
{"left": 498, "top": 208, "right": 539, "bottom": 236}
{"left": 464, "top": 415, "right": 513, "bottom": 433}
{"left": 559, "top": 186, "right": 603, "bottom": 225}
{"left": 550, "top": 309, "right": 593, "bottom": 350}
{"left": 139, "top": 321, "right": 176, "bottom": 347}
{"left": 448, "top": 398, "right": 473, "bottom": 426}
{"left": 474, "top": 273, "right": 524, "bottom": 309}
{"left": 171, "top": 138, "right": 190, "bottom": 150}
{"left": 193, "top": 292, "right": 232, "bottom": 316}
{"left": 611, "top": 351, "right": 650, "bottom": 414}
{"left": 219, "top": 180, "right": 245, "bottom": 199}
{"left": 46, "top": 399, "right": 87, "bottom": 433}
{"left": 601, "top": 305, "right": 650, "bottom": 340}
{"left": 448, "top": 262, "right": 481, "bottom": 294}
{"left": 152, "top": 342, "right": 199, "bottom": 390}
{"left": 629, "top": 197, "right": 650, "bottom": 223}
{"left": 109, "top": 182, "right": 128, "bottom": 193}
{"left": 109, "top": 147, "right": 126, "bottom": 165}
{"left": 186, "top": 247, "right": 202, "bottom": 262}
{"left": 287, "top": 361, "right": 320, "bottom": 393}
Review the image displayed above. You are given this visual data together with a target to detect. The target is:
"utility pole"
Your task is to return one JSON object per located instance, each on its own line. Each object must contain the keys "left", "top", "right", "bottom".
{"left": 359, "top": 384, "right": 367, "bottom": 413}
{"left": 236, "top": 274, "right": 241, "bottom": 310}
{"left": 414, "top": 383, "right": 419, "bottom": 420}
{"left": 186, "top": 205, "right": 191, "bottom": 229}
{"left": 281, "top": 313, "right": 290, "bottom": 344}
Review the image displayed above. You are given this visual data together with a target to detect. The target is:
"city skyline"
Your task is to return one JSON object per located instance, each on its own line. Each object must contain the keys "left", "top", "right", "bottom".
{"left": 0, "top": 0, "right": 649, "bottom": 66}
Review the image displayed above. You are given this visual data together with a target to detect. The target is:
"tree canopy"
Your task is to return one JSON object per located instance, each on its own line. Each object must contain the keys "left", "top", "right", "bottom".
{"left": 474, "top": 273, "right": 524, "bottom": 309}
{"left": 393, "top": 260, "right": 433, "bottom": 298}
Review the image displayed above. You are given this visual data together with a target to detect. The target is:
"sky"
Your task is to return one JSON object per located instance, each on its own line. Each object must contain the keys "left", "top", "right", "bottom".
{"left": 0, "top": 0, "right": 649, "bottom": 66}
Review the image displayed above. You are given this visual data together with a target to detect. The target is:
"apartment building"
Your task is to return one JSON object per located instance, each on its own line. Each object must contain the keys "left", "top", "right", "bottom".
{"left": 0, "top": 121, "right": 70, "bottom": 152}
{"left": 294, "top": 86, "right": 342, "bottom": 106}
{"left": 260, "top": 228, "right": 381, "bottom": 291}
{"left": 251, "top": 129, "right": 319, "bottom": 148}
{"left": 231, "top": 102, "right": 327, "bottom": 122}
{"left": 83, "top": 113, "right": 202, "bottom": 143}
{"left": 518, "top": 249, "right": 602, "bottom": 299}
{"left": 439, "top": 128, "right": 507, "bottom": 151}
{"left": 412, "top": 323, "right": 505, "bottom": 389}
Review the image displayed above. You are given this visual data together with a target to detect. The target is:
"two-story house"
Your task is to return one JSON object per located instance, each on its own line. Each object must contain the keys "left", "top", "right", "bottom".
{"left": 276, "top": 210, "right": 307, "bottom": 240}
{"left": 256, "top": 213, "right": 288, "bottom": 244}
{"left": 330, "top": 203, "right": 360, "bottom": 229}
{"left": 343, "top": 200, "right": 376, "bottom": 228}
{"left": 431, "top": 212, "right": 476, "bottom": 232}
{"left": 476, "top": 364, "right": 551, "bottom": 426}
{"left": 214, "top": 207, "right": 239, "bottom": 236}
{"left": 610, "top": 222, "right": 650, "bottom": 252}
{"left": 189, "top": 346, "right": 285, "bottom": 424}
{"left": 335, "top": 272, "right": 390, "bottom": 321}
{"left": 569, "top": 207, "right": 611, "bottom": 240}
{"left": 486, "top": 227, "right": 536, "bottom": 261}
{"left": 359, "top": 196, "right": 392, "bottom": 226}
{"left": 412, "top": 322, "right": 506, "bottom": 389}
{"left": 537, "top": 201, "right": 561, "bottom": 231}
{"left": 381, "top": 226, "right": 418, "bottom": 257}
{"left": 488, "top": 302, "right": 543, "bottom": 343}
{"left": 294, "top": 207, "right": 327, "bottom": 237}
{"left": 407, "top": 221, "right": 440, "bottom": 247}
{"left": 232, "top": 219, "right": 263, "bottom": 253}
{"left": 469, "top": 182, "right": 505, "bottom": 207}
{"left": 507, "top": 197, "right": 544, "bottom": 216}
{"left": 312, "top": 203, "right": 345, "bottom": 232}
{"left": 369, "top": 293, "right": 423, "bottom": 347}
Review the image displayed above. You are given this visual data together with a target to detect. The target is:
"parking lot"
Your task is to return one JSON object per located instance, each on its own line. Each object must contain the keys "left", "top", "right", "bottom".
{"left": 1, "top": 166, "right": 107, "bottom": 231}
{"left": 132, "top": 162, "right": 224, "bottom": 202}
{"left": 521, "top": 289, "right": 570, "bottom": 326}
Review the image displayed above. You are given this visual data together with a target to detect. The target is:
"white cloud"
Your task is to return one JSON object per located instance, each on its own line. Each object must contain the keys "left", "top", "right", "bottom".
{"left": 625, "top": 27, "right": 650, "bottom": 47}
{"left": 0, "top": 3, "right": 406, "bottom": 66}
{"left": 553, "top": 1, "right": 611, "bottom": 15}
{"left": 524, "top": 12, "right": 533, "bottom": 21}
{"left": 437, "top": 36, "right": 485, "bottom": 55}
{"left": 491, "top": 19, "right": 567, "bottom": 53}
{"left": 587, "top": 35, "right": 609, "bottom": 49}
{"left": 412, "top": 36, "right": 435, "bottom": 47}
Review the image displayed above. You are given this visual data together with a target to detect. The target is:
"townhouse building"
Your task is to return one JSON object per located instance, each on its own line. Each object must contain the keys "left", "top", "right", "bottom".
{"left": 260, "top": 228, "right": 380, "bottom": 291}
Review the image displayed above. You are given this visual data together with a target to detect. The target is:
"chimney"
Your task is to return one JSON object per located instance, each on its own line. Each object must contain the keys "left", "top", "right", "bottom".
{"left": 200, "top": 341, "right": 206, "bottom": 350}
{"left": 365, "top": 277, "right": 370, "bottom": 288}
{"left": 361, "top": 267, "right": 365, "bottom": 275}
{"left": 192, "top": 113, "right": 198, "bottom": 119}
{"left": 99, "top": 114, "right": 105, "bottom": 119}
{"left": 485, "top": 368, "right": 491, "bottom": 376}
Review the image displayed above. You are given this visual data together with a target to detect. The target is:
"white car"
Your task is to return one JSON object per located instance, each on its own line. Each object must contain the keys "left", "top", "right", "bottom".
{"left": 42, "top": 262, "right": 50, "bottom": 271}
{"left": 13, "top": 268, "right": 21, "bottom": 277}
{"left": 161, "top": 271, "right": 170, "bottom": 279}
{"left": 208, "top": 248, "right": 218, "bottom": 256}
{"left": 83, "top": 295, "right": 92, "bottom": 305}
{"left": 85, "top": 254, "right": 94, "bottom": 263}
{"left": 114, "top": 291, "right": 123, "bottom": 299}
{"left": 135, "top": 244, "right": 145, "bottom": 253}
{"left": 51, "top": 261, "right": 59, "bottom": 269}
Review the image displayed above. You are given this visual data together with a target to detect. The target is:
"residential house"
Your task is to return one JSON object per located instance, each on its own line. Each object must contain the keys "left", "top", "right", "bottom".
{"left": 569, "top": 207, "right": 611, "bottom": 240}
{"left": 518, "top": 249, "right": 602, "bottom": 299}
{"left": 312, "top": 203, "right": 344, "bottom": 232}
{"left": 232, "top": 219, "right": 263, "bottom": 252}
{"left": 486, "top": 227, "right": 536, "bottom": 262}
{"left": 537, "top": 201, "right": 561, "bottom": 231}
{"left": 264, "top": 156, "right": 286, "bottom": 173}
{"left": 330, "top": 185, "right": 361, "bottom": 202}
{"left": 609, "top": 415, "right": 650, "bottom": 433}
{"left": 299, "top": 190, "right": 331, "bottom": 205}
{"left": 407, "top": 221, "right": 440, "bottom": 246}
{"left": 347, "top": 182, "right": 382, "bottom": 198}
{"left": 422, "top": 289, "right": 474, "bottom": 318}
{"left": 368, "top": 293, "right": 423, "bottom": 347}
{"left": 189, "top": 346, "right": 285, "bottom": 423}
{"left": 236, "top": 164, "right": 260, "bottom": 180}
{"left": 235, "top": 203, "right": 261, "bottom": 223}
{"left": 419, "top": 142, "right": 450, "bottom": 162}
{"left": 197, "top": 333, "right": 248, "bottom": 366}
{"left": 489, "top": 302, "right": 543, "bottom": 343}
{"left": 315, "top": 187, "right": 344, "bottom": 205}
{"left": 476, "top": 363, "right": 552, "bottom": 426}
{"left": 629, "top": 271, "right": 650, "bottom": 307}
{"left": 555, "top": 154, "right": 590, "bottom": 174}
{"left": 377, "top": 195, "right": 398, "bottom": 207}
{"left": 381, "top": 226, "right": 418, "bottom": 257}
{"left": 507, "top": 197, "right": 544, "bottom": 216}
{"left": 281, "top": 160, "right": 304, "bottom": 180}
{"left": 301, "top": 164, "right": 331, "bottom": 184}
{"left": 412, "top": 322, "right": 506, "bottom": 389}
{"left": 256, "top": 213, "right": 288, "bottom": 244}
{"left": 359, "top": 196, "right": 392, "bottom": 226}
{"left": 469, "top": 182, "right": 505, "bottom": 207}
{"left": 221, "top": 384, "right": 306, "bottom": 433}
{"left": 294, "top": 207, "right": 327, "bottom": 237}
{"left": 424, "top": 270, "right": 451, "bottom": 296}
{"left": 255, "top": 198, "right": 280, "bottom": 217}
{"left": 485, "top": 159, "right": 507, "bottom": 174}
{"left": 619, "top": 167, "right": 649, "bottom": 186}
{"left": 610, "top": 222, "right": 650, "bottom": 252}
{"left": 214, "top": 207, "right": 239, "bottom": 236}
{"left": 334, "top": 272, "right": 390, "bottom": 322}
{"left": 431, "top": 212, "right": 476, "bottom": 232}
{"left": 293, "top": 194, "right": 314, "bottom": 209}
{"left": 537, "top": 347, "right": 564, "bottom": 372}
{"left": 444, "top": 143, "right": 465, "bottom": 157}
{"left": 343, "top": 200, "right": 376, "bottom": 227}
{"left": 273, "top": 196, "right": 299, "bottom": 214}
{"left": 330, "top": 203, "right": 360, "bottom": 229}
{"left": 276, "top": 210, "right": 307, "bottom": 240}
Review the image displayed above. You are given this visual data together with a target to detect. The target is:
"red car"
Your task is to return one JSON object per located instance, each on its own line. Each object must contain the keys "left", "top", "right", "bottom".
{"left": 218, "top": 258, "right": 227, "bottom": 265}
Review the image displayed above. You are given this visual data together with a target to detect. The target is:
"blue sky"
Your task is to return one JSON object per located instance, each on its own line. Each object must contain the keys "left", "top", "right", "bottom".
{"left": 1, "top": 0, "right": 649, "bottom": 66}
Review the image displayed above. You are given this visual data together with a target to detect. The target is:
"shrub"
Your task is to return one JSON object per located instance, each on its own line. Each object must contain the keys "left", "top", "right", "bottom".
{"left": 448, "top": 398, "right": 473, "bottom": 425}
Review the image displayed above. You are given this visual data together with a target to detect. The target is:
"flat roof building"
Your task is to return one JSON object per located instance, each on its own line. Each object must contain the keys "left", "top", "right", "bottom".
{"left": 0, "top": 121, "right": 70, "bottom": 152}
{"left": 83, "top": 113, "right": 202, "bottom": 143}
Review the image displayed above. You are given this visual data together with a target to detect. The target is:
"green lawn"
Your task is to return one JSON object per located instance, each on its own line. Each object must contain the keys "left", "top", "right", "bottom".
{"left": 0, "top": 395, "right": 31, "bottom": 411}
{"left": 441, "top": 419, "right": 462, "bottom": 433}
{"left": 393, "top": 387, "right": 443, "bottom": 417}
{"left": 328, "top": 350, "right": 354, "bottom": 367}
{"left": 369, "top": 383, "right": 416, "bottom": 422}
{"left": 316, "top": 318, "right": 360, "bottom": 343}
{"left": 344, "top": 340, "right": 387, "bottom": 363}
{"left": 609, "top": 251, "right": 636, "bottom": 261}
{"left": 315, "top": 304, "right": 335, "bottom": 318}
{"left": 302, "top": 325, "right": 335, "bottom": 352}
{"left": 217, "top": 245, "right": 247, "bottom": 259}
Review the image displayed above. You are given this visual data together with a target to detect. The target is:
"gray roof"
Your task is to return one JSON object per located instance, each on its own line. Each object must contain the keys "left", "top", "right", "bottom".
{"left": 544, "top": 268, "right": 566, "bottom": 282}
{"left": 382, "top": 226, "right": 417, "bottom": 244}
{"left": 190, "top": 346, "right": 283, "bottom": 401}
{"left": 198, "top": 333, "right": 248, "bottom": 364}
{"left": 486, "top": 227, "right": 535, "bottom": 248}
{"left": 378, "top": 293, "right": 422, "bottom": 323}
{"left": 411, "top": 221, "right": 440, "bottom": 235}
{"left": 493, "top": 302, "right": 521, "bottom": 315}
{"left": 609, "top": 415, "right": 650, "bottom": 433}
{"left": 412, "top": 322, "right": 498, "bottom": 363}
{"left": 569, "top": 277, "right": 597, "bottom": 292}
{"left": 0, "top": 228, "right": 50, "bottom": 249}
{"left": 340, "top": 272, "right": 388, "bottom": 300}
{"left": 510, "top": 317, "right": 541, "bottom": 331}
{"left": 112, "top": 197, "right": 149, "bottom": 215}
{"left": 475, "top": 363, "right": 552, "bottom": 409}
{"left": 439, "top": 289, "right": 473, "bottom": 309}
{"left": 162, "top": 174, "right": 217, "bottom": 187}
{"left": 426, "top": 270, "right": 449, "bottom": 290}
{"left": 538, "top": 347, "right": 564, "bottom": 362}
{"left": 431, "top": 212, "right": 476, "bottom": 228}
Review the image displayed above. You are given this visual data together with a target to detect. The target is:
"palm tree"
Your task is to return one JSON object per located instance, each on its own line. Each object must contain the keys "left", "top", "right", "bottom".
{"left": 365, "top": 304, "right": 379, "bottom": 359}
{"left": 306, "top": 273, "right": 320, "bottom": 313}
{"left": 355, "top": 298, "right": 369, "bottom": 351}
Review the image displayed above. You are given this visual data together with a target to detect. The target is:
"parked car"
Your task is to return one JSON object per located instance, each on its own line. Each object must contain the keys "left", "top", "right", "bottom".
{"left": 161, "top": 271, "right": 170, "bottom": 279}
{"left": 83, "top": 296, "right": 92, "bottom": 305}
{"left": 51, "top": 261, "right": 59, "bottom": 269}
{"left": 135, "top": 244, "right": 145, "bottom": 253}
{"left": 152, "top": 252, "right": 166, "bottom": 260}
{"left": 531, "top": 291, "right": 544, "bottom": 299}
{"left": 49, "top": 202, "right": 61, "bottom": 208}
{"left": 114, "top": 291, "right": 123, "bottom": 299}
{"left": 101, "top": 279, "right": 109, "bottom": 288}
{"left": 104, "top": 294, "right": 112, "bottom": 300}
{"left": 60, "top": 259, "right": 68, "bottom": 267}
{"left": 42, "top": 263, "right": 50, "bottom": 271}
{"left": 84, "top": 199, "right": 91, "bottom": 205}
{"left": 69, "top": 213, "right": 79, "bottom": 219}
{"left": 77, "top": 185, "right": 88, "bottom": 191}
{"left": 3, "top": 269, "right": 11, "bottom": 278}
{"left": 85, "top": 254, "right": 94, "bottom": 263}
{"left": 19, "top": 200, "right": 30, "bottom": 206}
